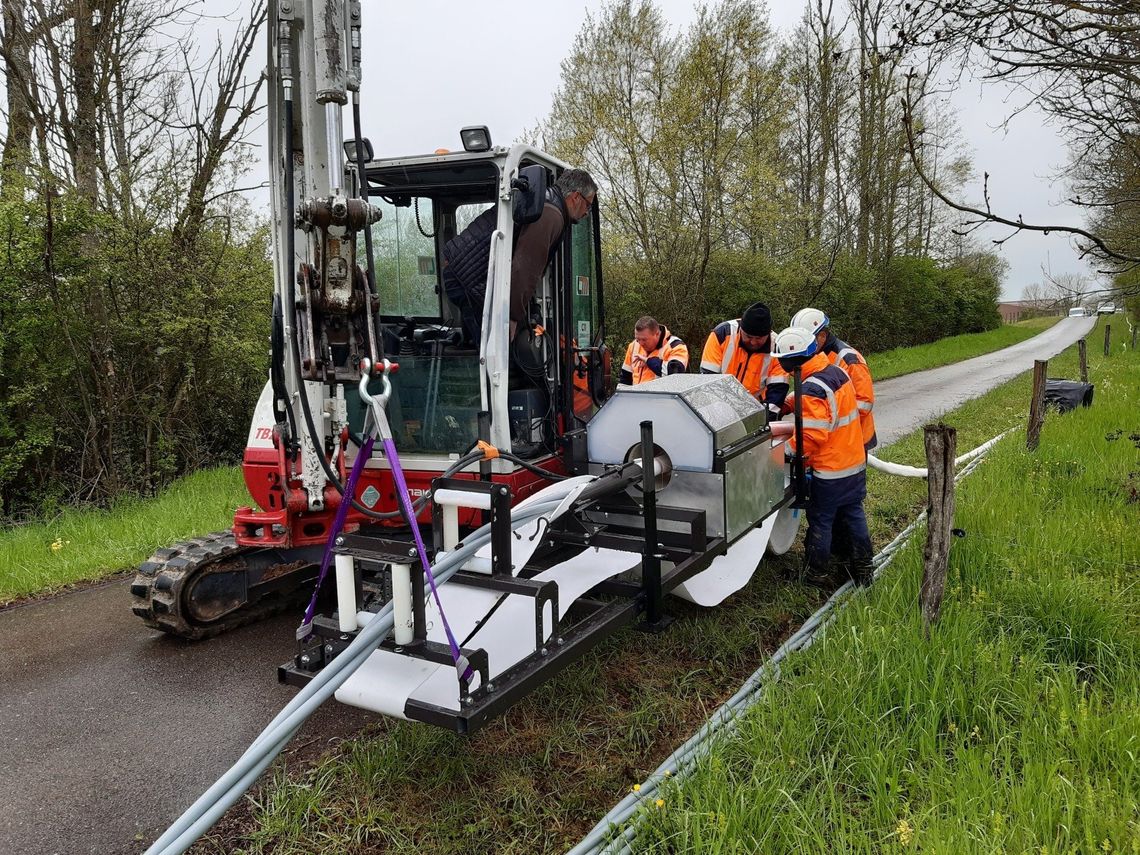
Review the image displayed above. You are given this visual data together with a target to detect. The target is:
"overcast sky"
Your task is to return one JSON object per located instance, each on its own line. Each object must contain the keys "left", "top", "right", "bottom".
{"left": 211, "top": 0, "right": 1093, "bottom": 302}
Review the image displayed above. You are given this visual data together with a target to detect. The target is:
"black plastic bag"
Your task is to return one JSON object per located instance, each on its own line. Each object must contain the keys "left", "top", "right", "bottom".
{"left": 1044, "top": 379, "right": 1094, "bottom": 413}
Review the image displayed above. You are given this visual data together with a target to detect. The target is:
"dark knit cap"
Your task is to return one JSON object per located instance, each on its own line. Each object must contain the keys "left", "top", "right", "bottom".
{"left": 740, "top": 302, "right": 772, "bottom": 337}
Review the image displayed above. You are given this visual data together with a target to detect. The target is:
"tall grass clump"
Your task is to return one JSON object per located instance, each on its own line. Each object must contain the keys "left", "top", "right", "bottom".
{"left": 0, "top": 466, "right": 246, "bottom": 603}
{"left": 629, "top": 332, "right": 1139, "bottom": 851}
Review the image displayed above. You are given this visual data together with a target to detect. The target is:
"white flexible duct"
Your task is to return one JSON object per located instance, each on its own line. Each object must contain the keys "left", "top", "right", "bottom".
{"left": 867, "top": 428, "right": 1013, "bottom": 478}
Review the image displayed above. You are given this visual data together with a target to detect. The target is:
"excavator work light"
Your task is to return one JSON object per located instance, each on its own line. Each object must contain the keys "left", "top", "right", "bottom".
{"left": 343, "top": 137, "right": 374, "bottom": 164}
{"left": 460, "top": 125, "right": 492, "bottom": 152}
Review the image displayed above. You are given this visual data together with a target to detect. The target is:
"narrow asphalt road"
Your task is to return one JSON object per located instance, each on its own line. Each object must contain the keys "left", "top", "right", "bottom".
{"left": 0, "top": 315, "right": 1097, "bottom": 855}
{"left": 874, "top": 315, "right": 1097, "bottom": 446}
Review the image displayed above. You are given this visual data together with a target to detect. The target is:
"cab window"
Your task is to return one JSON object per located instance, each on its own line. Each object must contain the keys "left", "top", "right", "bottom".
{"left": 366, "top": 196, "right": 439, "bottom": 318}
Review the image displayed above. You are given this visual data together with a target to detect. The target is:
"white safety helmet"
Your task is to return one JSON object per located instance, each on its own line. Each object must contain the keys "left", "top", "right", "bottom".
{"left": 773, "top": 325, "right": 818, "bottom": 361}
{"left": 790, "top": 307, "right": 829, "bottom": 336}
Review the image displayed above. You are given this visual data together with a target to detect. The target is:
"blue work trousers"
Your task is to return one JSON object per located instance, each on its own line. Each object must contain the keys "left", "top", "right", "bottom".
{"left": 805, "top": 470, "right": 872, "bottom": 573}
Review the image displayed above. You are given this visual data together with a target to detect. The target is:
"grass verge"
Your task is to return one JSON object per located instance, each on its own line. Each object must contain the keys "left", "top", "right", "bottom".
{"left": 189, "top": 327, "right": 1115, "bottom": 854}
{"left": 869, "top": 315, "right": 1059, "bottom": 381}
{"left": 627, "top": 317, "right": 1139, "bottom": 852}
{"left": 0, "top": 467, "right": 246, "bottom": 604}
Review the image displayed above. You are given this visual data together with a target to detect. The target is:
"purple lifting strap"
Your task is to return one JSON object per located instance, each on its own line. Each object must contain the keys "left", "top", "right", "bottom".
{"left": 298, "top": 435, "right": 376, "bottom": 637}
{"left": 297, "top": 435, "right": 475, "bottom": 686}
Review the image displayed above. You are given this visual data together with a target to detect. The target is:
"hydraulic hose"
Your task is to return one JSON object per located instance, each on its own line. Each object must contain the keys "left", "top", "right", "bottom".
{"left": 497, "top": 451, "right": 569, "bottom": 481}
{"left": 146, "top": 496, "right": 569, "bottom": 855}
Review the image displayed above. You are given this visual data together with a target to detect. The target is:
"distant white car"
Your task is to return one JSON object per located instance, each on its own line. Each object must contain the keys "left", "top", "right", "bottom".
{"left": 1068, "top": 307, "right": 1086, "bottom": 318}
{"left": 1096, "top": 303, "right": 1116, "bottom": 315}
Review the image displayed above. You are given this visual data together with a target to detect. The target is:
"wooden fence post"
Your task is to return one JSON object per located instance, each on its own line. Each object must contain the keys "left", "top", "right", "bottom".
{"left": 1026, "top": 359, "right": 1048, "bottom": 451}
{"left": 1079, "top": 338, "right": 1087, "bottom": 383}
{"left": 1104, "top": 323, "right": 1111, "bottom": 357}
{"left": 921, "top": 424, "right": 956, "bottom": 635}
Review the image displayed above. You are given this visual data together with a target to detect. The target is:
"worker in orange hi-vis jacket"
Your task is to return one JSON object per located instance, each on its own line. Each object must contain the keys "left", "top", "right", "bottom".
{"left": 790, "top": 307, "right": 876, "bottom": 451}
{"left": 774, "top": 326, "right": 874, "bottom": 588}
{"left": 619, "top": 316, "right": 689, "bottom": 385}
{"left": 699, "top": 301, "right": 788, "bottom": 419}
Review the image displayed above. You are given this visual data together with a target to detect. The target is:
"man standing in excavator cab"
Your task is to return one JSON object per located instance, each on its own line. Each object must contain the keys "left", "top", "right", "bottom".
{"left": 441, "top": 168, "right": 598, "bottom": 345}
{"left": 700, "top": 301, "right": 789, "bottom": 419}
{"left": 619, "top": 316, "right": 689, "bottom": 385}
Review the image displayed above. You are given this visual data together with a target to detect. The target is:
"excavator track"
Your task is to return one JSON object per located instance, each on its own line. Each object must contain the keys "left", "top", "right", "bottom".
{"left": 129, "top": 532, "right": 323, "bottom": 640}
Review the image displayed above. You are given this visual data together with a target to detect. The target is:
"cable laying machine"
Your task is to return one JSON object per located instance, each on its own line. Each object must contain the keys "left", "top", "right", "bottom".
{"left": 282, "top": 372, "right": 801, "bottom": 734}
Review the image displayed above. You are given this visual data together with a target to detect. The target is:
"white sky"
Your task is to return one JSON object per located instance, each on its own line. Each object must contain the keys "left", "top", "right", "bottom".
{"left": 207, "top": 0, "right": 1092, "bottom": 301}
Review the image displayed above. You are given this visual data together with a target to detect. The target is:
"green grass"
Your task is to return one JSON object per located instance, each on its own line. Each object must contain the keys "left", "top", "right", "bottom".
{"left": 627, "top": 318, "right": 1140, "bottom": 853}
{"left": 0, "top": 466, "right": 246, "bottom": 603}
{"left": 190, "top": 327, "right": 1121, "bottom": 854}
{"left": 869, "top": 316, "right": 1060, "bottom": 381}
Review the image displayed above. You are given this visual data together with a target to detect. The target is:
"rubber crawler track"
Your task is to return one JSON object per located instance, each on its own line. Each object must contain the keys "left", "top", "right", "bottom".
{"left": 129, "top": 532, "right": 308, "bottom": 640}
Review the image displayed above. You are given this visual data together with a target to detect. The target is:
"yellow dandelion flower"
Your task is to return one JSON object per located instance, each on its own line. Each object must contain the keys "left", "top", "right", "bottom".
{"left": 631, "top": 783, "right": 641, "bottom": 793}
{"left": 655, "top": 798, "right": 664, "bottom": 809}
{"left": 50, "top": 537, "right": 70, "bottom": 553}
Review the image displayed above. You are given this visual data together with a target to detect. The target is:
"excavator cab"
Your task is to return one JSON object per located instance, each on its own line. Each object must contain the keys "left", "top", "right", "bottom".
{"left": 358, "top": 148, "right": 610, "bottom": 462}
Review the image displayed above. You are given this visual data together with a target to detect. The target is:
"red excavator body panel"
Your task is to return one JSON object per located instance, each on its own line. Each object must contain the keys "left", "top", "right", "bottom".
{"left": 234, "top": 441, "right": 566, "bottom": 548}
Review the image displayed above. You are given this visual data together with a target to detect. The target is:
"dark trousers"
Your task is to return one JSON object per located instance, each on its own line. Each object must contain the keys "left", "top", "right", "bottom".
{"left": 805, "top": 471, "right": 872, "bottom": 574}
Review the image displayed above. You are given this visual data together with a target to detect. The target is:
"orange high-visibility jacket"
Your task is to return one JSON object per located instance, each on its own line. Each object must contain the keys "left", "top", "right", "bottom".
{"left": 786, "top": 352, "right": 866, "bottom": 480}
{"left": 699, "top": 319, "right": 788, "bottom": 406}
{"left": 620, "top": 326, "right": 689, "bottom": 385}
{"left": 826, "top": 339, "right": 877, "bottom": 450}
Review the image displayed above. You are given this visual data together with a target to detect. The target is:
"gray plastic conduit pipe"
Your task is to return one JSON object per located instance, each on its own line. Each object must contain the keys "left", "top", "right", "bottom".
{"left": 145, "top": 496, "right": 568, "bottom": 855}
{"left": 569, "top": 444, "right": 998, "bottom": 855}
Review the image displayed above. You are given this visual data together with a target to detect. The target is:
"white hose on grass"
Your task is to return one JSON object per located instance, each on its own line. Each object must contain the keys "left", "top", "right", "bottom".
{"left": 867, "top": 428, "right": 1013, "bottom": 478}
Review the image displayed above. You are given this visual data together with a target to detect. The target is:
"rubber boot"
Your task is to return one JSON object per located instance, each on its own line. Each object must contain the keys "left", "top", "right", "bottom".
{"left": 801, "top": 556, "right": 835, "bottom": 588}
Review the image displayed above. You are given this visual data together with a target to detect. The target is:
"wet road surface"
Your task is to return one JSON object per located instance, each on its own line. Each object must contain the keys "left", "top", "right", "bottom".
{"left": 873, "top": 315, "right": 1095, "bottom": 446}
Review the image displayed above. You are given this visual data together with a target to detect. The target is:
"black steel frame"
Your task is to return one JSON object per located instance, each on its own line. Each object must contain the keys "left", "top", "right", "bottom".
{"left": 279, "top": 421, "right": 779, "bottom": 734}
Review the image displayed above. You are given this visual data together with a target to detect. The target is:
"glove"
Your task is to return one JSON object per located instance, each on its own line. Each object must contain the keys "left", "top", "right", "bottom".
{"left": 645, "top": 356, "right": 663, "bottom": 375}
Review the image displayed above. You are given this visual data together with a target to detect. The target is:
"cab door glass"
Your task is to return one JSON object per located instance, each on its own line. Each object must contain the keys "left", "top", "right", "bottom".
{"left": 569, "top": 213, "right": 602, "bottom": 422}
{"left": 366, "top": 196, "right": 439, "bottom": 318}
